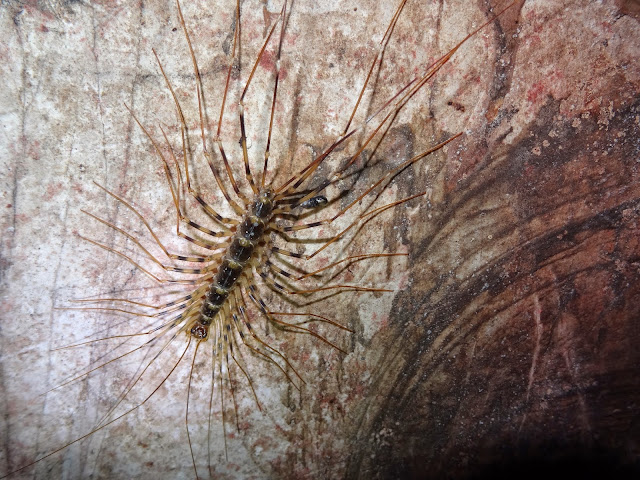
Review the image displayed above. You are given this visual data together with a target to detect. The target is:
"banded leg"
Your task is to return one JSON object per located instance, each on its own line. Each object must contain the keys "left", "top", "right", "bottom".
{"left": 259, "top": 0, "right": 288, "bottom": 188}
{"left": 82, "top": 209, "right": 224, "bottom": 273}
{"left": 62, "top": 287, "right": 209, "bottom": 335}
{"left": 255, "top": 263, "right": 392, "bottom": 296}
{"left": 13, "top": 337, "right": 193, "bottom": 477}
{"left": 273, "top": 0, "right": 411, "bottom": 195}
{"left": 92, "top": 180, "right": 229, "bottom": 259}
{"left": 272, "top": 136, "right": 460, "bottom": 249}
{"left": 299, "top": 190, "right": 430, "bottom": 260}
{"left": 176, "top": 0, "right": 249, "bottom": 214}
{"left": 124, "top": 101, "right": 240, "bottom": 237}
{"left": 274, "top": 2, "right": 513, "bottom": 201}
{"left": 232, "top": 287, "right": 304, "bottom": 388}
{"left": 244, "top": 281, "right": 348, "bottom": 354}
{"left": 237, "top": 2, "right": 287, "bottom": 195}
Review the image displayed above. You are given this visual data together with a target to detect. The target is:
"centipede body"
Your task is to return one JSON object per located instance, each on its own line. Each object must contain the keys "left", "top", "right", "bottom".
{"left": 4, "top": 1, "right": 439, "bottom": 476}
{"left": 0, "top": 0, "right": 575, "bottom": 479}
{"left": 7, "top": 2, "right": 628, "bottom": 477}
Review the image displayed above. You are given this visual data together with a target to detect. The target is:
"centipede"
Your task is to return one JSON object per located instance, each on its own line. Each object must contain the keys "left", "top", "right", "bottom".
{"left": 2, "top": 0, "right": 520, "bottom": 478}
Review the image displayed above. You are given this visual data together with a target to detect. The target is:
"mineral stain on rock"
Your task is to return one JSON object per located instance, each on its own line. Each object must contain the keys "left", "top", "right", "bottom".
{"left": 341, "top": 1, "right": 640, "bottom": 478}
{"left": 1, "top": 0, "right": 639, "bottom": 479}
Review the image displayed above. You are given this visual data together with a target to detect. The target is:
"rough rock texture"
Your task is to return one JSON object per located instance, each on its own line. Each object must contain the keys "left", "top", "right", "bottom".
{"left": 1, "top": 0, "right": 638, "bottom": 479}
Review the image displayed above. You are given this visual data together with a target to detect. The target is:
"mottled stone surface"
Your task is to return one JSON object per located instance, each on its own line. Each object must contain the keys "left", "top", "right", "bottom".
{"left": 1, "top": 0, "right": 638, "bottom": 479}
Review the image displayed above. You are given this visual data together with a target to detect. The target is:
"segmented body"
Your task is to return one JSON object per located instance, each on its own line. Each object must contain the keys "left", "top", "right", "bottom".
{"left": 191, "top": 189, "right": 274, "bottom": 340}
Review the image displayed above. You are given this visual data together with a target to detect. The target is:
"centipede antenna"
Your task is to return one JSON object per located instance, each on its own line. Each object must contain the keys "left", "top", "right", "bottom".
{"left": 94, "top": 331, "right": 187, "bottom": 429}
{"left": 212, "top": 0, "right": 253, "bottom": 209}
{"left": 291, "top": 285, "right": 392, "bottom": 295}
{"left": 207, "top": 342, "right": 216, "bottom": 479}
{"left": 5, "top": 338, "right": 192, "bottom": 479}
{"left": 43, "top": 343, "right": 151, "bottom": 395}
{"left": 219, "top": 358, "right": 228, "bottom": 461}
{"left": 186, "top": 339, "right": 201, "bottom": 479}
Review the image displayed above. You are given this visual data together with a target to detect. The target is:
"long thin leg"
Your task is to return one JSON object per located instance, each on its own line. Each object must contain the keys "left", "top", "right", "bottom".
{"left": 266, "top": 311, "right": 352, "bottom": 333}
{"left": 274, "top": 136, "right": 460, "bottom": 242}
{"left": 93, "top": 179, "right": 229, "bottom": 258}
{"left": 233, "top": 287, "right": 304, "bottom": 388}
{"left": 273, "top": 0, "right": 410, "bottom": 196}
{"left": 93, "top": 178, "right": 231, "bottom": 258}
{"left": 60, "top": 299, "right": 194, "bottom": 326}
{"left": 230, "top": 309, "right": 297, "bottom": 388}
{"left": 156, "top": 126, "right": 243, "bottom": 245}
{"left": 229, "top": 343, "right": 262, "bottom": 411}
{"left": 82, "top": 210, "right": 223, "bottom": 273}
{"left": 124, "top": 102, "right": 239, "bottom": 231}
{"left": 274, "top": 2, "right": 514, "bottom": 200}
{"left": 78, "top": 235, "right": 201, "bottom": 285}
{"left": 67, "top": 291, "right": 198, "bottom": 311}
{"left": 296, "top": 253, "right": 408, "bottom": 280}
{"left": 237, "top": 2, "right": 286, "bottom": 195}
{"left": 176, "top": 0, "right": 249, "bottom": 213}
{"left": 7, "top": 337, "right": 193, "bottom": 478}
{"left": 213, "top": 0, "right": 253, "bottom": 208}
{"left": 244, "top": 280, "right": 347, "bottom": 353}
{"left": 342, "top": 0, "right": 408, "bottom": 135}
{"left": 260, "top": 0, "right": 288, "bottom": 188}
{"left": 293, "top": 190, "right": 430, "bottom": 261}
{"left": 219, "top": 300, "right": 263, "bottom": 412}
{"left": 255, "top": 265, "right": 391, "bottom": 296}
{"left": 94, "top": 330, "right": 190, "bottom": 429}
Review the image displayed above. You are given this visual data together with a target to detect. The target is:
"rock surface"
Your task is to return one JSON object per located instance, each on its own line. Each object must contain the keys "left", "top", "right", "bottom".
{"left": 1, "top": 0, "right": 638, "bottom": 479}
